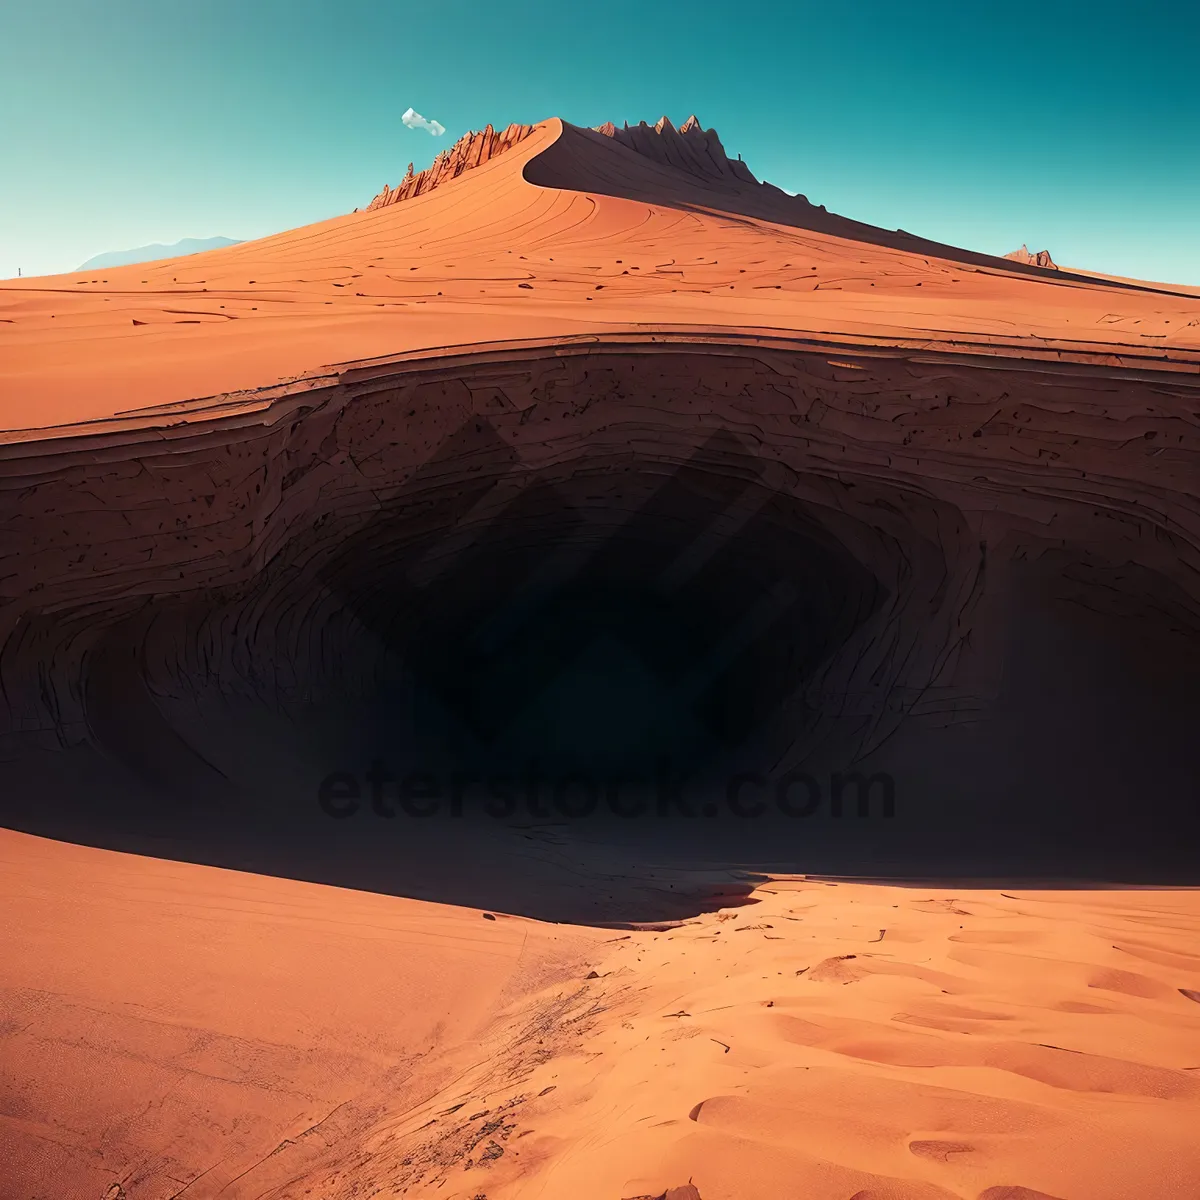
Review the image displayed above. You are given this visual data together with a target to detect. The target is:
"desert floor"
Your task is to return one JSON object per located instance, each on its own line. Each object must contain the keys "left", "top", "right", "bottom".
{"left": 2, "top": 828, "right": 1199, "bottom": 1199}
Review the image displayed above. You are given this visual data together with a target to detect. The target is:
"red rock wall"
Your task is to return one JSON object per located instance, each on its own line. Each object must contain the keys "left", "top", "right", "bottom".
{"left": 2, "top": 338, "right": 1199, "bottom": 889}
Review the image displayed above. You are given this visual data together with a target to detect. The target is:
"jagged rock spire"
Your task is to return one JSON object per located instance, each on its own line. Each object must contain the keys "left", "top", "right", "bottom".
{"left": 585, "top": 112, "right": 759, "bottom": 187}
{"left": 1004, "top": 244, "right": 1058, "bottom": 269}
{"left": 368, "top": 112, "right": 763, "bottom": 212}
{"left": 365, "top": 122, "right": 537, "bottom": 210}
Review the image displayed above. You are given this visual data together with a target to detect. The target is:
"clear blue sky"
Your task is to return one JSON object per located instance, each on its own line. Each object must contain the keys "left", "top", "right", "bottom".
{"left": 2, "top": 0, "right": 1197, "bottom": 282}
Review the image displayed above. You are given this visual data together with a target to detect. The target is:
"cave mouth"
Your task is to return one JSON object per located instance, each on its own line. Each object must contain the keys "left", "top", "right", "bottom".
{"left": 5, "top": 353, "right": 1200, "bottom": 920}
{"left": 0, "top": 412, "right": 914, "bottom": 923}
{"left": 322, "top": 452, "right": 885, "bottom": 800}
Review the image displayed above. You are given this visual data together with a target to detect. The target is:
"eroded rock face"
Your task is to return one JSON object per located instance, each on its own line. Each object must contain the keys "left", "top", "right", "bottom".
{"left": 1005, "top": 244, "right": 1058, "bottom": 269}
{"left": 592, "top": 114, "right": 760, "bottom": 186}
{"left": 3, "top": 114, "right": 1199, "bottom": 913}
{"left": 368, "top": 111, "right": 756, "bottom": 211}
{"left": 2, "top": 336, "right": 1199, "bottom": 909}
{"left": 366, "top": 121, "right": 537, "bottom": 208}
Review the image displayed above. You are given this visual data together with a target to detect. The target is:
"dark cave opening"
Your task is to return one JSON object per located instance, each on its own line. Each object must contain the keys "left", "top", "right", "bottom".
{"left": 3, "top": 354, "right": 1200, "bottom": 922}
{"left": 322, "top": 459, "right": 884, "bottom": 795}
{"left": 2, "top": 432, "right": 910, "bottom": 923}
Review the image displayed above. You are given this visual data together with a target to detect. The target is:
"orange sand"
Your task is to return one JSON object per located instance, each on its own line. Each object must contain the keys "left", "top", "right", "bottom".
{"left": 2, "top": 119, "right": 1198, "bottom": 436}
{"left": 0, "top": 829, "right": 599, "bottom": 1198}
{"left": 2, "top": 829, "right": 1199, "bottom": 1199}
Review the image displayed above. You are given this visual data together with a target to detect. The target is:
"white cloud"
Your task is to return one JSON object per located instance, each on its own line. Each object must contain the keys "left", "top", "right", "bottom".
{"left": 402, "top": 107, "right": 446, "bottom": 137}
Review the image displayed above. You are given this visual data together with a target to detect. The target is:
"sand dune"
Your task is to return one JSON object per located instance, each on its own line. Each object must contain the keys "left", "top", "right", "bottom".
{"left": 0, "top": 828, "right": 599, "bottom": 1198}
{"left": 3, "top": 830, "right": 1198, "bottom": 1198}
{"left": 2, "top": 116, "right": 1197, "bottom": 434}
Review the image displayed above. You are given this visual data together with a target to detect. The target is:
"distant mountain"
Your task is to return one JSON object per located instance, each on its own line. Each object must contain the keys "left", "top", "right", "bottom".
{"left": 76, "top": 236, "right": 242, "bottom": 272}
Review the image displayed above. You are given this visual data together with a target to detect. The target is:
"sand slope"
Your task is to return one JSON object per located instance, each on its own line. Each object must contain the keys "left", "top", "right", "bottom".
{"left": 0, "top": 829, "right": 598, "bottom": 1199}
{"left": 4, "top": 830, "right": 1198, "bottom": 1198}
{"left": 2, "top": 117, "right": 1197, "bottom": 435}
{"left": 275, "top": 880, "right": 1200, "bottom": 1199}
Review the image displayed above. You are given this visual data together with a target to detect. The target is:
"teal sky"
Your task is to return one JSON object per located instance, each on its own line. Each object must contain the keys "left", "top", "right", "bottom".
{"left": 2, "top": 0, "right": 1197, "bottom": 283}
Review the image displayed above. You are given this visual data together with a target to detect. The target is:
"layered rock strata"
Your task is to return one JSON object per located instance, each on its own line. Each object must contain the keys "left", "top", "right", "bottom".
{"left": 2, "top": 332, "right": 1199, "bottom": 888}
